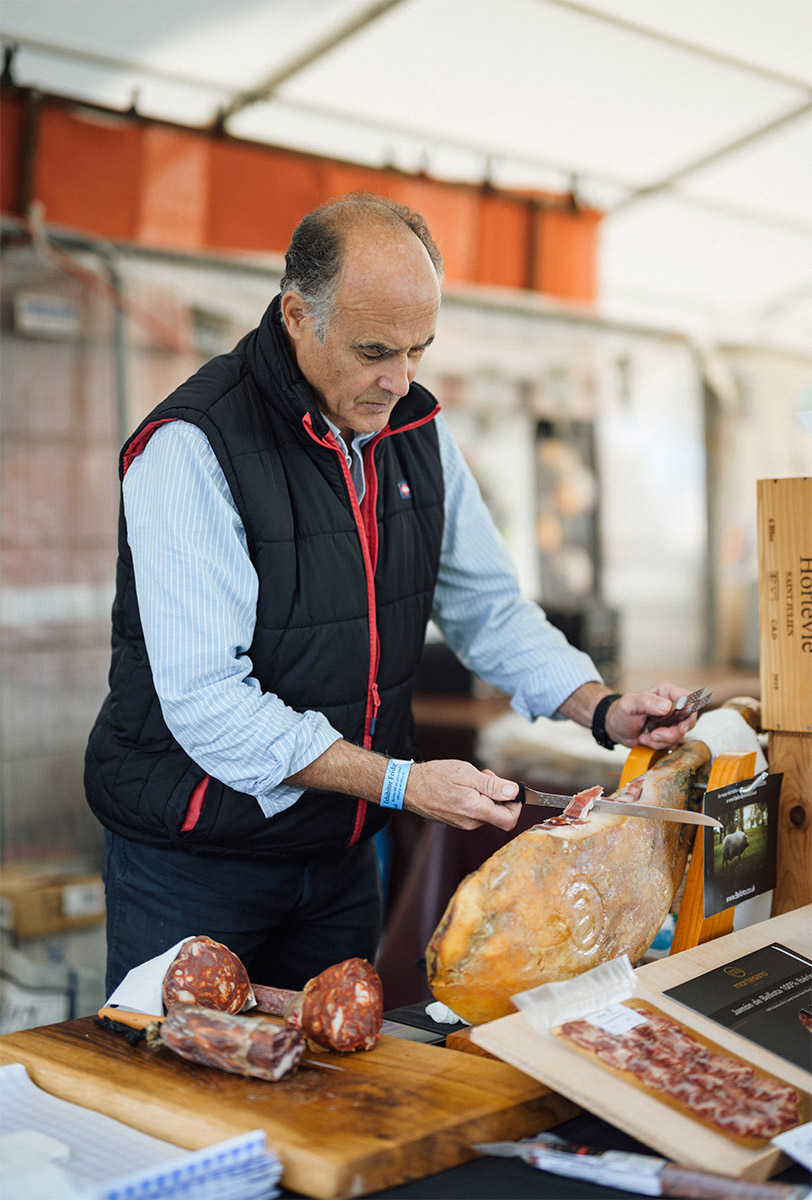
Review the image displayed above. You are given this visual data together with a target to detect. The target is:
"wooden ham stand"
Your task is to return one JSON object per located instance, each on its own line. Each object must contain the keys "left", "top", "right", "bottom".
{"left": 619, "top": 745, "right": 758, "bottom": 954}
{"left": 668, "top": 751, "right": 756, "bottom": 954}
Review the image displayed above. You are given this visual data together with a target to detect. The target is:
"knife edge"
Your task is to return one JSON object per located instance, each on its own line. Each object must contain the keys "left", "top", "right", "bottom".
{"left": 590, "top": 798, "right": 721, "bottom": 828}
{"left": 516, "top": 784, "right": 721, "bottom": 829}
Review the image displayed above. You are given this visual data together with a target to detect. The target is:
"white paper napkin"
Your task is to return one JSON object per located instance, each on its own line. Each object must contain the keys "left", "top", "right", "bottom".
{"left": 425, "top": 1000, "right": 468, "bottom": 1025}
{"left": 105, "top": 938, "right": 194, "bottom": 1015}
{"left": 105, "top": 938, "right": 257, "bottom": 1016}
{"left": 686, "top": 709, "right": 767, "bottom": 773}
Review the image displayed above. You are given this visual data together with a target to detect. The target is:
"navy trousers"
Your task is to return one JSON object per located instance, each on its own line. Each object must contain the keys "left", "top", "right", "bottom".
{"left": 102, "top": 830, "right": 383, "bottom": 996}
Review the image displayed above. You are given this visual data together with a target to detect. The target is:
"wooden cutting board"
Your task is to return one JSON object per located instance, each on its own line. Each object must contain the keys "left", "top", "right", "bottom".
{"left": 0, "top": 1018, "right": 575, "bottom": 1199}
{"left": 471, "top": 906, "right": 812, "bottom": 1183}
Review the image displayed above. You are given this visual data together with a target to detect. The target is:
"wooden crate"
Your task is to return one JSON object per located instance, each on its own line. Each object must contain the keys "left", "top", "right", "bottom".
{"left": 757, "top": 477, "right": 812, "bottom": 733}
{"left": 769, "top": 730, "right": 812, "bottom": 914}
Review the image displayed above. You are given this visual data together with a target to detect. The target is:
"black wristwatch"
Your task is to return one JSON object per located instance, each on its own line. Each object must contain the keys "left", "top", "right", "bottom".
{"left": 591, "top": 693, "right": 622, "bottom": 750}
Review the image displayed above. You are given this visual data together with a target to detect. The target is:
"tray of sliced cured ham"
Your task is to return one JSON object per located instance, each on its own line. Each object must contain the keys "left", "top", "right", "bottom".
{"left": 552, "top": 995, "right": 806, "bottom": 1147}
{"left": 470, "top": 906, "right": 812, "bottom": 1182}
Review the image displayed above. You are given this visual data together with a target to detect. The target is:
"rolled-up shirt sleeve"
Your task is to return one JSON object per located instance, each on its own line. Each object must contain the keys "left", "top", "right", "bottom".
{"left": 432, "top": 416, "right": 602, "bottom": 720}
{"left": 123, "top": 420, "right": 341, "bottom": 817}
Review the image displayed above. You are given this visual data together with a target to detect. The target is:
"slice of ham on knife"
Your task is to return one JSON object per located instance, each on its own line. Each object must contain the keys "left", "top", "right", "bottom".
{"left": 560, "top": 784, "right": 605, "bottom": 821}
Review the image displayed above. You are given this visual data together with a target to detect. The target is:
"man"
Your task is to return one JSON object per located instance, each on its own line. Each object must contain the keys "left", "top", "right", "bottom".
{"left": 86, "top": 193, "right": 696, "bottom": 995}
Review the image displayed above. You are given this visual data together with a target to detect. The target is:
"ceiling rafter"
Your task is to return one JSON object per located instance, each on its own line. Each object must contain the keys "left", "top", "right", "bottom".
{"left": 214, "top": 0, "right": 406, "bottom": 124}
{"left": 0, "top": 31, "right": 228, "bottom": 92}
{"left": 611, "top": 98, "right": 812, "bottom": 213}
{"left": 536, "top": 0, "right": 812, "bottom": 94}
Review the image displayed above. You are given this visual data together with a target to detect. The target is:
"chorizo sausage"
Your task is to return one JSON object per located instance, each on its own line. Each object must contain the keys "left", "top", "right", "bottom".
{"left": 253, "top": 958, "right": 383, "bottom": 1052}
{"left": 147, "top": 1005, "right": 304, "bottom": 1082}
{"left": 162, "top": 935, "right": 252, "bottom": 1014}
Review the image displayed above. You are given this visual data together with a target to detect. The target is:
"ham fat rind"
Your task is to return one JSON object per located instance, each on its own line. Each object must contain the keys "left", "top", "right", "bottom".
{"left": 425, "top": 740, "right": 712, "bottom": 1024}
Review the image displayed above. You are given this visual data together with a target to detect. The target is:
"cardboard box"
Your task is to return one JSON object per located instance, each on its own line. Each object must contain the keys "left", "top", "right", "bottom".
{"left": 0, "top": 927, "right": 107, "bottom": 1034}
{"left": 0, "top": 863, "right": 105, "bottom": 939}
{"left": 757, "top": 477, "right": 812, "bottom": 732}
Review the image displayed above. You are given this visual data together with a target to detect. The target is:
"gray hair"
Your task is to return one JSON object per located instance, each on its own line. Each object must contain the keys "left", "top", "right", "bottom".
{"left": 279, "top": 192, "right": 443, "bottom": 340}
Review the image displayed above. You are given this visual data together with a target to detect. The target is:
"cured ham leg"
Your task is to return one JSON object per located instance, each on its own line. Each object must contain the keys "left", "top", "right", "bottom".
{"left": 425, "top": 739, "right": 712, "bottom": 1024}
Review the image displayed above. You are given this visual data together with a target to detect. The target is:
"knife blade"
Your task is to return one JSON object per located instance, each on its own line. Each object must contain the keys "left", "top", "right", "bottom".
{"left": 516, "top": 784, "right": 722, "bottom": 829}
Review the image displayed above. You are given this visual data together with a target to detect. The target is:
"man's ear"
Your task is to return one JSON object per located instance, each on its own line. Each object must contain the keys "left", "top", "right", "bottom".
{"left": 281, "top": 291, "right": 309, "bottom": 341}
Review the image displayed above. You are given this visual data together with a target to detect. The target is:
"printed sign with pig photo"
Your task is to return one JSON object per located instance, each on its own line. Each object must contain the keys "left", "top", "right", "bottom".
{"left": 703, "top": 773, "right": 782, "bottom": 919}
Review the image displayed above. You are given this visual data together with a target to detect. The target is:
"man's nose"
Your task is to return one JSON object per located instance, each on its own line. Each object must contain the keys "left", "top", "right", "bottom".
{"left": 378, "top": 356, "right": 412, "bottom": 398}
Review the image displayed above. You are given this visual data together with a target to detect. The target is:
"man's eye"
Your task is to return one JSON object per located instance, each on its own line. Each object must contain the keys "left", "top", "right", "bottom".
{"left": 362, "top": 350, "right": 385, "bottom": 361}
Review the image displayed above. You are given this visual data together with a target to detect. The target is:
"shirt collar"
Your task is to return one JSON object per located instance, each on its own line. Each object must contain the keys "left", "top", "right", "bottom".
{"left": 322, "top": 415, "right": 379, "bottom": 455}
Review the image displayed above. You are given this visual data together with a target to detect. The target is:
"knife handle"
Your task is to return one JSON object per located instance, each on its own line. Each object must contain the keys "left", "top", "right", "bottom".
{"left": 660, "top": 1164, "right": 808, "bottom": 1200}
{"left": 98, "top": 1006, "right": 163, "bottom": 1029}
{"left": 515, "top": 784, "right": 564, "bottom": 808}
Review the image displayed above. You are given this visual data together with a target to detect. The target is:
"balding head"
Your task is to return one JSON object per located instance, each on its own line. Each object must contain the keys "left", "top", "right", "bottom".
{"left": 280, "top": 195, "right": 441, "bottom": 444}
{"left": 280, "top": 193, "right": 444, "bottom": 340}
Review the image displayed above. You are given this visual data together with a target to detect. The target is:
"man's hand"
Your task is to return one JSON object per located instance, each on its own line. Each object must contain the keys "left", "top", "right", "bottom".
{"left": 605, "top": 681, "right": 698, "bottom": 749}
{"left": 286, "top": 741, "right": 521, "bottom": 832}
{"left": 557, "top": 680, "right": 699, "bottom": 750}
{"left": 403, "top": 762, "right": 521, "bottom": 831}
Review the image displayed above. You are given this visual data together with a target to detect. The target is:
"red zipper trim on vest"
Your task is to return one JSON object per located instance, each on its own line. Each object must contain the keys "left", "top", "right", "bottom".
{"left": 303, "top": 413, "right": 379, "bottom": 845}
{"left": 122, "top": 417, "right": 176, "bottom": 477}
{"left": 302, "top": 405, "right": 439, "bottom": 846}
{"left": 181, "top": 774, "right": 209, "bottom": 831}
{"left": 359, "top": 404, "right": 440, "bottom": 578}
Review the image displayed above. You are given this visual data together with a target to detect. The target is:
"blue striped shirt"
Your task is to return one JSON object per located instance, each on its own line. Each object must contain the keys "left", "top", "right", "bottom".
{"left": 123, "top": 414, "right": 600, "bottom": 816}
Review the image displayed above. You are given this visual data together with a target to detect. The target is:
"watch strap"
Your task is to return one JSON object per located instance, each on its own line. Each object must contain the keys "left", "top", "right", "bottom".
{"left": 591, "top": 693, "right": 622, "bottom": 750}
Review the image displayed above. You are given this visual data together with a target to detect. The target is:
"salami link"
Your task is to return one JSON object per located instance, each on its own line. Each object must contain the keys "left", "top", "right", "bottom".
{"left": 253, "top": 958, "right": 384, "bottom": 1052}
{"left": 147, "top": 1005, "right": 304, "bottom": 1082}
{"left": 162, "top": 935, "right": 252, "bottom": 1014}
{"left": 250, "top": 984, "right": 299, "bottom": 1023}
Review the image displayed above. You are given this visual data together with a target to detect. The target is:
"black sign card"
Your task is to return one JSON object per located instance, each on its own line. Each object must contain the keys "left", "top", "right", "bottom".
{"left": 702, "top": 772, "right": 782, "bottom": 919}
{"left": 665, "top": 942, "right": 812, "bottom": 1072}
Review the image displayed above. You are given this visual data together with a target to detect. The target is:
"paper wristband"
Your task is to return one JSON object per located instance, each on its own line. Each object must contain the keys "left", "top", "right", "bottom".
{"left": 380, "top": 759, "right": 413, "bottom": 810}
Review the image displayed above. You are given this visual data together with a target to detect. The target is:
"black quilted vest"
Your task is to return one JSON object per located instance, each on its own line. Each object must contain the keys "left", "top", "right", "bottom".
{"left": 84, "top": 297, "right": 444, "bottom": 859}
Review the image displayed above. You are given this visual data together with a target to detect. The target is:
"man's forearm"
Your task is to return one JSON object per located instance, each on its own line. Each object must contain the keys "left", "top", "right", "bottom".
{"left": 287, "top": 739, "right": 524, "bottom": 834}
{"left": 290, "top": 687, "right": 618, "bottom": 803}
{"left": 285, "top": 739, "right": 390, "bottom": 803}
{"left": 555, "top": 681, "right": 616, "bottom": 727}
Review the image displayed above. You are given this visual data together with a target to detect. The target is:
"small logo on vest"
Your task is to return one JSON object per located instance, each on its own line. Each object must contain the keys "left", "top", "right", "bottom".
{"left": 397, "top": 480, "right": 412, "bottom": 500}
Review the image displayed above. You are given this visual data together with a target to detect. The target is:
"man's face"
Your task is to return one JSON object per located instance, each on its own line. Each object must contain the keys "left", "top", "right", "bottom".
{"left": 282, "top": 226, "right": 441, "bottom": 444}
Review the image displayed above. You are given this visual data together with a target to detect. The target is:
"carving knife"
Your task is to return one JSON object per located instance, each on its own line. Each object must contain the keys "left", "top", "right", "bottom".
{"left": 515, "top": 783, "right": 722, "bottom": 828}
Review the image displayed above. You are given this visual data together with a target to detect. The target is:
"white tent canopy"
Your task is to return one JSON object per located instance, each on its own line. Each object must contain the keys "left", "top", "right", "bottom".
{"left": 3, "top": 0, "right": 811, "bottom": 353}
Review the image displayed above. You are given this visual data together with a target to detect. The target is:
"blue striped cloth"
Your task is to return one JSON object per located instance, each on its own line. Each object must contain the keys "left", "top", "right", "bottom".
{"left": 123, "top": 414, "right": 600, "bottom": 816}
